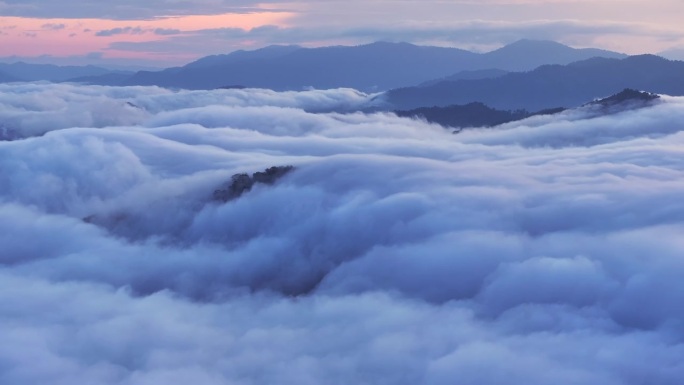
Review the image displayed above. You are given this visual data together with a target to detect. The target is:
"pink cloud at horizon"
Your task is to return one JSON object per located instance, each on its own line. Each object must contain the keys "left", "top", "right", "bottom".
{"left": 0, "top": 12, "right": 294, "bottom": 64}
{"left": 1, "top": 0, "right": 683, "bottom": 67}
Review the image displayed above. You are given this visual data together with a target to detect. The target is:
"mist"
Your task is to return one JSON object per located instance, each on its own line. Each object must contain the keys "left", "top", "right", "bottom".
{"left": 1, "top": 83, "right": 684, "bottom": 385}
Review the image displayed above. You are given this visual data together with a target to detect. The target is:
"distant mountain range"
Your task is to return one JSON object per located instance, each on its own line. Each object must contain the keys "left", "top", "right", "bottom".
{"left": 0, "top": 62, "right": 133, "bottom": 83}
{"left": 1, "top": 40, "right": 681, "bottom": 111}
{"left": 0, "top": 70, "right": 19, "bottom": 83}
{"left": 659, "top": 48, "right": 684, "bottom": 61}
{"left": 59, "top": 40, "right": 626, "bottom": 91}
{"left": 418, "top": 69, "right": 510, "bottom": 87}
{"left": 395, "top": 89, "right": 659, "bottom": 131}
{"left": 385, "top": 55, "right": 684, "bottom": 111}
{"left": 396, "top": 102, "right": 533, "bottom": 130}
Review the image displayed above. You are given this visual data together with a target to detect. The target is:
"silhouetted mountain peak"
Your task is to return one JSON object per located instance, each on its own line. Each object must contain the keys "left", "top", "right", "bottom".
{"left": 395, "top": 102, "right": 532, "bottom": 130}
{"left": 567, "top": 56, "right": 619, "bottom": 68}
{"left": 566, "top": 54, "right": 673, "bottom": 74}
{"left": 0, "top": 62, "right": 126, "bottom": 82}
{"left": 493, "top": 39, "right": 625, "bottom": 57}
{"left": 364, "top": 41, "right": 416, "bottom": 48}
{"left": 338, "top": 41, "right": 468, "bottom": 55}
{"left": 586, "top": 88, "right": 660, "bottom": 109}
{"left": 348, "top": 41, "right": 419, "bottom": 52}
{"left": 386, "top": 54, "right": 684, "bottom": 111}
{"left": 394, "top": 89, "right": 663, "bottom": 133}
{"left": 481, "top": 40, "right": 626, "bottom": 72}
{"left": 74, "top": 40, "right": 629, "bottom": 91}
{"left": 213, "top": 166, "right": 295, "bottom": 202}
{"left": 184, "top": 45, "right": 303, "bottom": 69}
{"left": 622, "top": 54, "right": 670, "bottom": 64}
{"left": 492, "top": 39, "right": 570, "bottom": 53}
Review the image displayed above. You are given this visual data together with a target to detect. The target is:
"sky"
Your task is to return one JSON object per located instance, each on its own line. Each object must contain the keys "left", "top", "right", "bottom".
{"left": 1, "top": 0, "right": 684, "bottom": 68}
{"left": 2, "top": 82, "right": 684, "bottom": 384}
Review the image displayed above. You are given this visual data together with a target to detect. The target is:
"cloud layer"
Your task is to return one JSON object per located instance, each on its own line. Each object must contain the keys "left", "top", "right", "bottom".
{"left": 2, "top": 0, "right": 684, "bottom": 67}
{"left": 1, "top": 83, "right": 684, "bottom": 384}
{"left": 0, "top": 0, "right": 278, "bottom": 19}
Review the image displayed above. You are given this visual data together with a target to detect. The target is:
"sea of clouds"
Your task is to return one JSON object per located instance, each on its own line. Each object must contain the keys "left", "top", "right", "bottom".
{"left": 1, "top": 82, "right": 684, "bottom": 384}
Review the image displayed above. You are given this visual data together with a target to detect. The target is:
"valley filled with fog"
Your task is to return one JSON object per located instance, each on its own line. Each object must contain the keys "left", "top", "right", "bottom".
{"left": 2, "top": 83, "right": 684, "bottom": 384}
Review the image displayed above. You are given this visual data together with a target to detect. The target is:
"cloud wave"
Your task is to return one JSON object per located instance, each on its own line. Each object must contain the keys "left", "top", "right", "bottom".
{"left": 1, "top": 83, "right": 684, "bottom": 384}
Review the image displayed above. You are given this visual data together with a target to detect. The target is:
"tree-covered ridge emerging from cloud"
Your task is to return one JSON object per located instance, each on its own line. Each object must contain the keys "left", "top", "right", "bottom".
{"left": 1, "top": 83, "right": 684, "bottom": 384}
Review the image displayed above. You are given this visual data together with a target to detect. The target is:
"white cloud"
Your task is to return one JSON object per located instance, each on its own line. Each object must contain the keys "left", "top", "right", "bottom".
{"left": 2, "top": 83, "right": 684, "bottom": 384}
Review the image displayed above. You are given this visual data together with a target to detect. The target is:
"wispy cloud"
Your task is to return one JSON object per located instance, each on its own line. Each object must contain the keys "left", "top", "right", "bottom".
{"left": 95, "top": 26, "right": 145, "bottom": 37}
{"left": 0, "top": 0, "right": 288, "bottom": 19}
{"left": 41, "top": 22, "right": 65, "bottom": 30}
{"left": 154, "top": 28, "right": 182, "bottom": 36}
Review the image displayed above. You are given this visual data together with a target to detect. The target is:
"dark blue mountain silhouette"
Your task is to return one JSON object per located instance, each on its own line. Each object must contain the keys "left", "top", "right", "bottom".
{"left": 184, "top": 45, "right": 303, "bottom": 69}
{"left": 0, "top": 70, "right": 19, "bottom": 82}
{"left": 0, "top": 62, "right": 131, "bottom": 82}
{"left": 122, "top": 42, "right": 478, "bottom": 91}
{"left": 385, "top": 55, "right": 684, "bottom": 111}
{"left": 75, "top": 40, "right": 624, "bottom": 91}
{"left": 480, "top": 39, "right": 623, "bottom": 71}
{"left": 394, "top": 89, "right": 659, "bottom": 131}
{"left": 395, "top": 102, "right": 533, "bottom": 130}
{"left": 418, "top": 69, "right": 510, "bottom": 86}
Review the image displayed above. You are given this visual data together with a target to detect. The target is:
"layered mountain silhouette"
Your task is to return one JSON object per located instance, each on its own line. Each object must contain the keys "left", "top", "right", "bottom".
{"left": 659, "top": 47, "right": 684, "bottom": 61}
{"left": 120, "top": 42, "right": 479, "bottom": 90}
{"left": 67, "top": 72, "right": 134, "bottom": 85}
{"left": 585, "top": 88, "right": 660, "bottom": 108}
{"left": 0, "top": 62, "right": 132, "bottom": 82}
{"left": 184, "top": 45, "right": 303, "bottom": 69}
{"left": 395, "top": 89, "right": 660, "bottom": 131}
{"left": 72, "top": 40, "right": 625, "bottom": 91}
{"left": 419, "top": 69, "right": 510, "bottom": 87}
{"left": 396, "top": 103, "right": 533, "bottom": 130}
{"left": 481, "top": 39, "right": 623, "bottom": 71}
{"left": 385, "top": 55, "right": 684, "bottom": 111}
{"left": 0, "top": 70, "right": 19, "bottom": 83}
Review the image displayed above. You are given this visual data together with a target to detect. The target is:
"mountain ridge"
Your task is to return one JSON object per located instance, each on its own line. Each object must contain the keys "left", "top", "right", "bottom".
{"left": 394, "top": 89, "right": 661, "bottom": 132}
{"left": 385, "top": 54, "right": 684, "bottom": 111}
{"left": 66, "top": 39, "right": 626, "bottom": 91}
{"left": 0, "top": 62, "right": 132, "bottom": 82}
